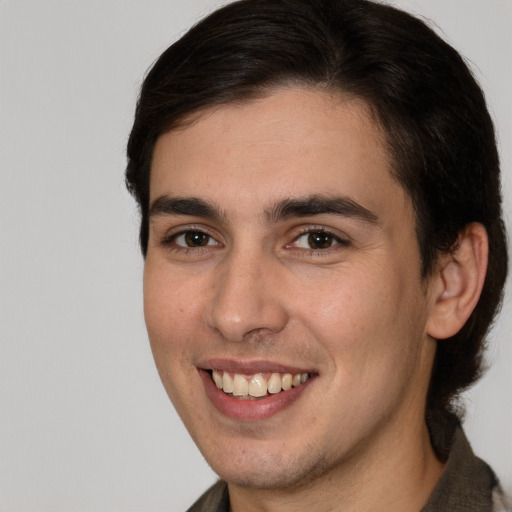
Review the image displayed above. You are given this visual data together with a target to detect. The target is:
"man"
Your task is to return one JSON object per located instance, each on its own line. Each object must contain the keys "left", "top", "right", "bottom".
{"left": 125, "top": 0, "right": 509, "bottom": 510}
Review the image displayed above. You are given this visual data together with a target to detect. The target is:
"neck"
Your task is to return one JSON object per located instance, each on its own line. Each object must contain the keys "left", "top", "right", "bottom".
{"left": 228, "top": 417, "right": 445, "bottom": 512}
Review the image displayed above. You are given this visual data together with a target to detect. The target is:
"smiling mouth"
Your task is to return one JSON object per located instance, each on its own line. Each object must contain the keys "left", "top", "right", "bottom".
{"left": 209, "top": 370, "right": 312, "bottom": 399}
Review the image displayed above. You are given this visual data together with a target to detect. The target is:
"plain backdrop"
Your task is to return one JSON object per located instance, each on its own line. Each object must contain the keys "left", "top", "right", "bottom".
{"left": 1, "top": 0, "right": 511, "bottom": 510}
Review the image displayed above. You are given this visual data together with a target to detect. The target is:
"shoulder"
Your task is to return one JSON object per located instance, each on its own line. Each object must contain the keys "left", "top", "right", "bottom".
{"left": 423, "top": 425, "right": 509, "bottom": 512}
{"left": 492, "top": 486, "right": 512, "bottom": 512}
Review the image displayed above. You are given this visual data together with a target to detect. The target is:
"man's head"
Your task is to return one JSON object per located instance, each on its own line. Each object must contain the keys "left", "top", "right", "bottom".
{"left": 127, "top": 0, "right": 507, "bottom": 421}
{"left": 126, "top": 0, "right": 507, "bottom": 488}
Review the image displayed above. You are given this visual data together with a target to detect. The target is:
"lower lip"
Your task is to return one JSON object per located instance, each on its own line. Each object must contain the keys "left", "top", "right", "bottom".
{"left": 199, "top": 370, "right": 314, "bottom": 421}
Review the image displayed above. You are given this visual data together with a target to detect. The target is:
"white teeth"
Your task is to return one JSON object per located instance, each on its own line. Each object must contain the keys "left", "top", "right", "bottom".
{"left": 249, "top": 374, "right": 267, "bottom": 397}
{"left": 233, "top": 373, "right": 249, "bottom": 396}
{"left": 212, "top": 370, "right": 223, "bottom": 389}
{"left": 222, "top": 372, "right": 234, "bottom": 393}
{"left": 212, "top": 370, "right": 311, "bottom": 397}
{"left": 281, "top": 373, "right": 293, "bottom": 390}
{"left": 267, "top": 373, "right": 282, "bottom": 394}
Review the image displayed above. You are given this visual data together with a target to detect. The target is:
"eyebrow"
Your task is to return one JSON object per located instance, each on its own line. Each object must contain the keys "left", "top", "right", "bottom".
{"left": 149, "top": 194, "right": 379, "bottom": 225}
{"left": 266, "top": 195, "right": 379, "bottom": 225}
{"left": 149, "top": 196, "right": 225, "bottom": 223}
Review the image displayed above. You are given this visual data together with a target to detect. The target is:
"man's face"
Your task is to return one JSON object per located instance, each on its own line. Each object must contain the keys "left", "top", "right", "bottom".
{"left": 144, "top": 88, "right": 438, "bottom": 489}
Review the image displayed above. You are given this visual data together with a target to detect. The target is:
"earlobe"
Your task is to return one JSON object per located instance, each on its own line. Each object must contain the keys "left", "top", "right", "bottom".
{"left": 426, "top": 223, "right": 488, "bottom": 340}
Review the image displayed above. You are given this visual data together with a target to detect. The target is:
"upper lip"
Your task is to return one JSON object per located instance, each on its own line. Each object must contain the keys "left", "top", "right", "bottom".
{"left": 199, "top": 358, "right": 316, "bottom": 375}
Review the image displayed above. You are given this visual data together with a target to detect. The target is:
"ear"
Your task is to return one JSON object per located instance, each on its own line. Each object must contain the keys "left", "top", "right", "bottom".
{"left": 426, "top": 223, "right": 488, "bottom": 340}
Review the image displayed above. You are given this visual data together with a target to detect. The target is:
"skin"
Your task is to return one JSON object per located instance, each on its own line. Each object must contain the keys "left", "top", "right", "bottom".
{"left": 144, "top": 87, "right": 451, "bottom": 512}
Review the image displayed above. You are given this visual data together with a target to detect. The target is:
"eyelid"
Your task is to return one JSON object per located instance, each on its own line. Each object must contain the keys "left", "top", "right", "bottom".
{"left": 175, "top": 232, "right": 219, "bottom": 248}
{"left": 160, "top": 224, "right": 223, "bottom": 248}
{"left": 288, "top": 225, "right": 351, "bottom": 248}
{"left": 156, "top": 222, "right": 351, "bottom": 256}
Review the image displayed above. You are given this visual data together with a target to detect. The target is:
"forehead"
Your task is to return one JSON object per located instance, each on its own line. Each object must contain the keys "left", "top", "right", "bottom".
{"left": 150, "top": 87, "right": 409, "bottom": 223}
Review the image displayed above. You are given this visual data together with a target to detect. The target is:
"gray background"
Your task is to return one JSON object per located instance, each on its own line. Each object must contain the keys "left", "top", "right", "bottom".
{"left": 1, "top": 0, "right": 511, "bottom": 510}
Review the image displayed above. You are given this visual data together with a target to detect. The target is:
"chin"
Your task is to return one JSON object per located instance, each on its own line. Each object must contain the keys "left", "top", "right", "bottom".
{"left": 217, "top": 466, "right": 312, "bottom": 490}
{"left": 206, "top": 442, "right": 335, "bottom": 491}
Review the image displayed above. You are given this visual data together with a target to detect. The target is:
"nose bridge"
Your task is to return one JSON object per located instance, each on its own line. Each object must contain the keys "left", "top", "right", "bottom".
{"left": 206, "top": 244, "right": 288, "bottom": 342}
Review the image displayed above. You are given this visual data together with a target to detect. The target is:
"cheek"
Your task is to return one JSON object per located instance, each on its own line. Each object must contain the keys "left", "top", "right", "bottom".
{"left": 143, "top": 263, "right": 205, "bottom": 359}
{"left": 297, "top": 265, "right": 389, "bottom": 334}
{"left": 143, "top": 267, "right": 206, "bottom": 410}
{"left": 299, "top": 262, "right": 425, "bottom": 369}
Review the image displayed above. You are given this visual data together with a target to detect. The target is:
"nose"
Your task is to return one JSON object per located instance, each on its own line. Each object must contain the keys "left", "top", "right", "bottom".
{"left": 205, "top": 249, "right": 289, "bottom": 343}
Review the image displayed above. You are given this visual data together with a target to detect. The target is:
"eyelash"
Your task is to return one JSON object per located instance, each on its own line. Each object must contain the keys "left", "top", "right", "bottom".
{"left": 159, "top": 226, "right": 351, "bottom": 256}
{"left": 160, "top": 226, "right": 221, "bottom": 253}
{"left": 289, "top": 227, "right": 351, "bottom": 256}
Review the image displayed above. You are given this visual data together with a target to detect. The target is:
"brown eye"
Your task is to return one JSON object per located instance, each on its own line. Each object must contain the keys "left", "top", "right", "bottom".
{"left": 308, "top": 231, "right": 335, "bottom": 249}
{"left": 172, "top": 230, "right": 217, "bottom": 248}
{"left": 183, "top": 231, "right": 211, "bottom": 247}
{"left": 293, "top": 230, "right": 342, "bottom": 250}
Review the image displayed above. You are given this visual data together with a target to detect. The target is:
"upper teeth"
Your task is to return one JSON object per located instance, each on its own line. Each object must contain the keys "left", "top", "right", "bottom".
{"left": 212, "top": 370, "right": 310, "bottom": 398}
